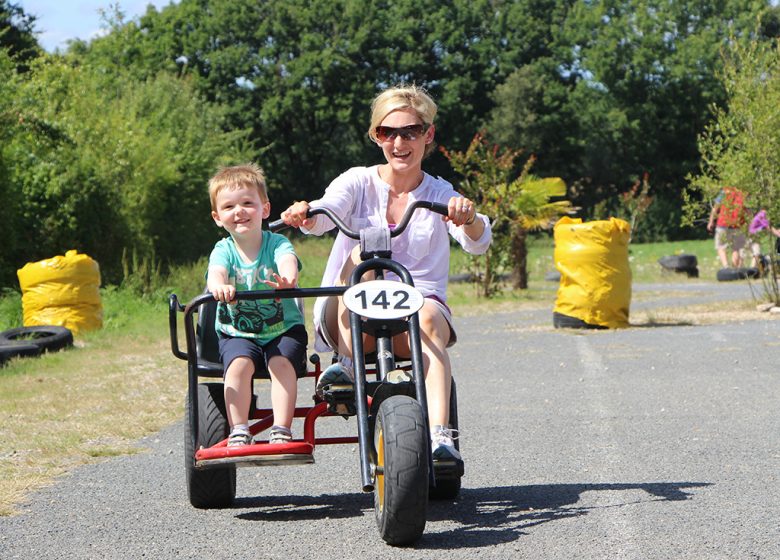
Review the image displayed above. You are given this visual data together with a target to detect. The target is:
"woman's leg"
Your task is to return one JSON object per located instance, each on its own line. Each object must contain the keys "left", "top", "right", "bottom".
{"left": 323, "top": 245, "right": 377, "bottom": 359}
{"left": 393, "top": 300, "right": 452, "bottom": 428}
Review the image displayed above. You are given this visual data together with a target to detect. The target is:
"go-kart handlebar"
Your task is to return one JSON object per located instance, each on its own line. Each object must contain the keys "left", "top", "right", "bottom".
{"left": 268, "top": 200, "right": 450, "bottom": 238}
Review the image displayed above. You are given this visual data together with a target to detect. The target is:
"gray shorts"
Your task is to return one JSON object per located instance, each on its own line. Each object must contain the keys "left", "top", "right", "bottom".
{"left": 715, "top": 227, "right": 746, "bottom": 251}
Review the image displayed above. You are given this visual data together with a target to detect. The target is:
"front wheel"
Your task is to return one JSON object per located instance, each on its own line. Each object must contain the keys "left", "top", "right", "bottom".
{"left": 184, "top": 383, "right": 236, "bottom": 508}
{"left": 373, "top": 395, "right": 428, "bottom": 546}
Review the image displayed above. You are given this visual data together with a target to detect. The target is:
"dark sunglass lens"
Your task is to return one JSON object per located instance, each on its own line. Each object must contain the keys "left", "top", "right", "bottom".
{"left": 399, "top": 125, "right": 425, "bottom": 140}
{"left": 375, "top": 126, "right": 392, "bottom": 142}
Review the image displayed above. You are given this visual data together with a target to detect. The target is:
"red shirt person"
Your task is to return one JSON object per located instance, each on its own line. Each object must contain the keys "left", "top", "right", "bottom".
{"left": 707, "top": 187, "right": 748, "bottom": 268}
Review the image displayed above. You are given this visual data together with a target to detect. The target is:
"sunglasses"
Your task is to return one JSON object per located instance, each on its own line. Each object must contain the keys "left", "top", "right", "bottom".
{"left": 375, "top": 124, "right": 429, "bottom": 142}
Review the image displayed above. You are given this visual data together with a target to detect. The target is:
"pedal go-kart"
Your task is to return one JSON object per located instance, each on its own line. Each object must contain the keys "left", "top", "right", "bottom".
{"left": 168, "top": 201, "right": 463, "bottom": 545}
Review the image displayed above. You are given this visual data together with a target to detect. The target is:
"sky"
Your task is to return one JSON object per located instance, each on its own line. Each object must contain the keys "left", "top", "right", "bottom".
{"left": 17, "top": 1, "right": 177, "bottom": 52}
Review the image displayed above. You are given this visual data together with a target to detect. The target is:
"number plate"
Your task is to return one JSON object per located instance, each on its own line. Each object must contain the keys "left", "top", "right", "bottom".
{"left": 343, "top": 280, "right": 424, "bottom": 320}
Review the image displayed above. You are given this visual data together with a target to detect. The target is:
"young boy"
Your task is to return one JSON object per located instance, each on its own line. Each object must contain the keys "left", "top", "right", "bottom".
{"left": 207, "top": 163, "right": 307, "bottom": 446}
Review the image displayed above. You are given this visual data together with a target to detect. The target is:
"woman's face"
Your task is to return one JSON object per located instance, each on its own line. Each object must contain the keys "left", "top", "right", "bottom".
{"left": 376, "top": 108, "right": 434, "bottom": 174}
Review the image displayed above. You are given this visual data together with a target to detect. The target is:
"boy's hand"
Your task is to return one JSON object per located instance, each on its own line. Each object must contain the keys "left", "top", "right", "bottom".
{"left": 210, "top": 284, "right": 236, "bottom": 303}
{"left": 263, "top": 272, "right": 296, "bottom": 291}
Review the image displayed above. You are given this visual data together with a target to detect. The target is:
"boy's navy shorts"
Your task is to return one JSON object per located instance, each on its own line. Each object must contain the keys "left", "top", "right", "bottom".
{"left": 218, "top": 324, "right": 308, "bottom": 379}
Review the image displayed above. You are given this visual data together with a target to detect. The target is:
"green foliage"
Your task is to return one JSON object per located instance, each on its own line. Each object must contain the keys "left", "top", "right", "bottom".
{"left": 490, "top": 0, "right": 778, "bottom": 232}
{"left": 685, "top": 38, "right": 780, "bottom": 302}
{"left": 443, "top": 132, "right": 573, "bottom": 294}
{"left": 1, "top": 53, "right": 249, "bottom": 285}
{"left": 0, "top": 0, "right": 41, "bottom": 71}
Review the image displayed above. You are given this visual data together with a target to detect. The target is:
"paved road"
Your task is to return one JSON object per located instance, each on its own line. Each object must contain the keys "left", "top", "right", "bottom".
{"left": 2, "top": 281, "right": 779, "bottom": 559}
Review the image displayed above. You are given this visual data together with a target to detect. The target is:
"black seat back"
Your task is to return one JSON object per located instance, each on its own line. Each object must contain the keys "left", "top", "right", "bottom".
{"left": 196, "top": 298, "right": 222, "bottom": 366}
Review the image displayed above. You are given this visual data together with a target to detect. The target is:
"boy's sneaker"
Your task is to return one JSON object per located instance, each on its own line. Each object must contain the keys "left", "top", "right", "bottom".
{"left": 227, "top": 427, "right": 252, "bottom": 447}
{"left": 431, "top": 425, "right": 462, "bottom": 461}
{"left": 269, "top": 425, "right": 292, "bottom": 445}
{"left": 316, "top": 357, "right": 354, "bottom": 397}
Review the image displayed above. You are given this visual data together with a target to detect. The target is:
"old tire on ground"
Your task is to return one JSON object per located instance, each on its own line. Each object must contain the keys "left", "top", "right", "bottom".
{"left": 184, "top": 382, "right": 236, "bottom": 508}
{"left": 0, "top": 342, "right": 42, "bottom": 366}
{"left": 373, "top": 395, "right": 428, "bottom": 546}
{"left": 716, "top": 267, "right": 760, "bottom": 282}
{"left": 429, "top": 378, "right": 462, "bottom": 500}
{"left": 553, "top": 312, "right": 608, "bottom": 330}
{"left": 0, "top": 326, "right": 73, "bottom": 353}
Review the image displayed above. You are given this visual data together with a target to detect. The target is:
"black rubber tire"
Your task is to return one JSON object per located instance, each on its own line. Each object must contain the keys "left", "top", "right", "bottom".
{"left": 373, "top": 395, "right": 428, "bottom": 546}
{"left": 429, "top": 379, "right": 462, "bottom": 500}
{"left": 716, "top": 267, "right": 760, "bottom": 282}
{"left": 0, "top": 342, "right": 42, "bottom": 366}
{"left": 184, "top": 383, "right": 236, "bottom": 508}
{"left": 552, "top": 312, "right": 608, "bottom": 330}
{"left": 0, "top": 326, "right": 73, "bottom": 353}
{"left": 658, "top": 254, "right": 698, "bottom": 271}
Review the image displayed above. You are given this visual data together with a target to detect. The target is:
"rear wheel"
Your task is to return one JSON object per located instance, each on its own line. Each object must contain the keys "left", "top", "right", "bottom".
{"left": 429, "top": 379, "right": 463, "bottom": 500}
{"left": 373, "top": 395, "right": 428, "bottom": 546}
{"left": 184, "top": 383, "right": 236, "bottom": 508}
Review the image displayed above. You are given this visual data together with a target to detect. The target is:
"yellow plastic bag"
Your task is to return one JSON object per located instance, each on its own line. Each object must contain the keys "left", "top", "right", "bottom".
{"left": 553, "top": 217, "right": 631, "bottom": 328}
{"left": 17, "top": 250, "right": 103, "bottom": 334}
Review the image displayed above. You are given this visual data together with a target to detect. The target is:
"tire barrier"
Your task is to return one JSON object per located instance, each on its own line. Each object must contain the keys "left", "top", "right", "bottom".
{"left": 17, "top": 250, "right": 102, "bottom": 334}
{"left": 552, "top": 217, "right": 631, "bottom": 329}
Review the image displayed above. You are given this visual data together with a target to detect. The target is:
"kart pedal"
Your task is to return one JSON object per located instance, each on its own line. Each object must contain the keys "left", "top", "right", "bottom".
{"left": 433, "top": 457, "right": 465, "bottom": 478}
{"left": 322, "top": 384, "right": 356, "bottom": 417}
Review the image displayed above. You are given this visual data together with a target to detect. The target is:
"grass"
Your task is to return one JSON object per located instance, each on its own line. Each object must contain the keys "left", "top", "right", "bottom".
{"left": 0, "top": 234, "right": 771, "bottom": 516}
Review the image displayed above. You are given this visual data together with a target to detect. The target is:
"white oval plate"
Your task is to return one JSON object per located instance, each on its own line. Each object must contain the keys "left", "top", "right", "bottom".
{"left": 343, "top": 280, "right": 424, "bottom": 320}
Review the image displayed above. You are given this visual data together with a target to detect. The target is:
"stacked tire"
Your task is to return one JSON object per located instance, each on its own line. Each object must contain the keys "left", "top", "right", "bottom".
{"left": 658, "top": 254, "right": 699, "bottom": 278}
{"left": 0, "top": 326, "right": 73, "bottom": 366}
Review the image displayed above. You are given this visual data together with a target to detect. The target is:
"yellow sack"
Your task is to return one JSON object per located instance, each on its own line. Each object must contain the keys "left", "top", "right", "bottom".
{"left": 553, "top": 217, "right": 631, "bottom": 328}
{"left": 17, "top": 250, "right": 103, "bottom": 334}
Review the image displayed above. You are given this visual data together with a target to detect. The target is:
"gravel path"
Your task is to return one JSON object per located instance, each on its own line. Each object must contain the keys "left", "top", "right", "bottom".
{"left": 2, "top": 281, "right": 778, "bottom": 559}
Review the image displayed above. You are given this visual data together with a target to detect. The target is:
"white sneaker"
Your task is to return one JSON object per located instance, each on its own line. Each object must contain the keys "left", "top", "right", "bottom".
{"left": 268, "top": 425, "right": 292, "bottom": 445}
{"left": 431, "top": 425, "right": 462, "bottom": 461}
{"left": 227, "top": 427, "right": 252, "bottom": 447}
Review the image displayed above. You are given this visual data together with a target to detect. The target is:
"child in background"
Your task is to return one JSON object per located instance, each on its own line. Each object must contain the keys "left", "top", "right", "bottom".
{"left": 207, "top": 163, "right": 307, "bottom": 446}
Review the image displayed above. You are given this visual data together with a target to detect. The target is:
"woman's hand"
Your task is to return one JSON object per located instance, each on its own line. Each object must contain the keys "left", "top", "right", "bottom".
{"left": 281, "top": 200, "right": 313, "bottom": 229}
{"left": 445, "top": 196, "right": 476, "bottom": 227}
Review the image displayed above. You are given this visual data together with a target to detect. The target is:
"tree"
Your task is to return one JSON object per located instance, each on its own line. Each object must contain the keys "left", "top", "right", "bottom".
{"left": 443, "top": 133, "right": 573, "bottom": 294}
{"left": 685, "top": 39, "right": 780, "bottom": 303}
{"left": 0, "top": 0, "right": 40, "bottom": 71}
{"left": 489, "top": 0, "right": 777, "bottom": 241}
{"left": 2, "top": 56, "right": 249, "bottom": 285}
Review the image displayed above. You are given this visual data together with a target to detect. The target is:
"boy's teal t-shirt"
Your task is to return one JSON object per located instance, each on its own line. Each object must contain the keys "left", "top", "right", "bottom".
{"left": 208, "top": 231, "right": 304, "bottom": 345}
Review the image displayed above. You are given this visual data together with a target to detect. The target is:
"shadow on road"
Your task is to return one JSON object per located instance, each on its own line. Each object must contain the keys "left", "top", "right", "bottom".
{"left": 232, "top": 481, "right": 711, "bottom": 550}
{"left": 233, "top": 491, "right": 369, "bottom": 522}
{"left": 419, "top": 481, "right": 713, "bottom": 549}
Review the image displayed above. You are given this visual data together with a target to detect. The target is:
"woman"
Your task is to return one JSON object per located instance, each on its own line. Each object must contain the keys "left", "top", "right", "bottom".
{"left": 281, "top": 85, "right": 491, "bottom": 462}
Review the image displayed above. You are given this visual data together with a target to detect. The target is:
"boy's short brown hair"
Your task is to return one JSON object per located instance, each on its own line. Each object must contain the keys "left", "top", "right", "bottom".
{"left": 208, "top": 163, "right": 268, "bottom": 211}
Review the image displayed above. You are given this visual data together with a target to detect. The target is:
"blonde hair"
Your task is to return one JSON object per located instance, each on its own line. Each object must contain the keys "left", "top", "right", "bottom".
{"left": 367, "top": 84, "right": 438, "bottom": 158}
{"left": 208, "top": 163, "right": 268, "bottom": 211}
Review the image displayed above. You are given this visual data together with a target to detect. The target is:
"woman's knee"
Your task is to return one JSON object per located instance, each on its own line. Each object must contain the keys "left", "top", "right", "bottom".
{"left": 418, "top": 305, "right": 450, "bottom": 345}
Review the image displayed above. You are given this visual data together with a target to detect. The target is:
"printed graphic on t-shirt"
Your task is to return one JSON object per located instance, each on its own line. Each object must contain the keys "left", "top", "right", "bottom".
{"left": 217, "top": 263, "right": 284, "bottom": 337}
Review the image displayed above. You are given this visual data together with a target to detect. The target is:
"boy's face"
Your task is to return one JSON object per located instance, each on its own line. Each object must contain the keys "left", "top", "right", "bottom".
{"left": 211, "top": 185, "right": 270, "bottom": 238}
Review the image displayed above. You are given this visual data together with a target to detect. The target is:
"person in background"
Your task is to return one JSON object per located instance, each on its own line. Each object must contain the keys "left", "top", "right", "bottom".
{"left": 748, "top": 209, "right": 780, "bottom": 267}
{"left": 280, "top": 85, "right": 492, "bottom": 465}
{"left": 207, "top": 163, "right": 308, "bottom": 447}
{"left": 707, "top": 187, "right": 748, "bottom": 268}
